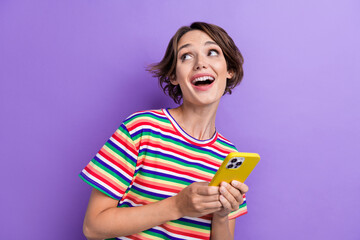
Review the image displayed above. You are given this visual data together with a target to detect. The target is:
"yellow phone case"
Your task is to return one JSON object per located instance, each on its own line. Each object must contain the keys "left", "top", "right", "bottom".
{"left": 208, "top": 152, "right": 260, "bottom": 186}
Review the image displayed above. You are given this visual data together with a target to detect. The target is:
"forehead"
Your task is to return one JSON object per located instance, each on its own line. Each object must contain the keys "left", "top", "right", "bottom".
{"left": 177, "top": 30, "right": 216, "bottom": 50}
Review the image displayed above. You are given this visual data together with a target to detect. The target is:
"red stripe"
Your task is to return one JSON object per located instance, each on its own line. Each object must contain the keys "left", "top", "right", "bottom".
{"left": 215, "top": 135, "right": 237, "bottom": 151}
{"left": 210, "top": 142, "right": 234, "bottom": 155}
{"left": 126, "top": 234, "right": 146, "bottom": 240}
{"left": 135, "top": 177, "right": 180, "bottom": 193}
{"left": 84, "top": 166, "right": 123, "bottom": 194}
{"left": 160, "top": 224, "right": 208, "bottom": 239}
{"left": 127, "top": 121, "right": 174, "bottom": 135}
{"left": 125, "top": 193, "right": 150, "bottom": 205}
{"left": 229, "top": 209, "right": 248, "bottom": 219}
{"left": 217, "top": 134, "right": 232, "bottom": 144}
{"left": 112, "top": 131, "right": 138, "bottom": 156}
{"left": 98, "top": 148, "right": 134, "bottom": 177}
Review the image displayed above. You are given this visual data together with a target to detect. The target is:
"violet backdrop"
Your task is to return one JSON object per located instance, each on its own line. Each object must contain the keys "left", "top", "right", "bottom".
{"left": 0, "top": 0, "right": 359, "bottom": 239}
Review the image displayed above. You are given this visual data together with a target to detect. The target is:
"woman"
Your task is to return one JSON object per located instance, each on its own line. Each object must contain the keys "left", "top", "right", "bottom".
{"left": 80, "top": 22, "right": 249, "bottom": 240}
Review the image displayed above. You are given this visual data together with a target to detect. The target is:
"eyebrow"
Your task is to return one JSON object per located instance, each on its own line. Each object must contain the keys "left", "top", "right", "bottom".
{"left": 178, "top": 41, "right": 218, "bottom": 52}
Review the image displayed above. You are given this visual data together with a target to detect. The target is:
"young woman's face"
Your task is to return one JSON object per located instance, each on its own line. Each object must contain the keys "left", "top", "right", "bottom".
{"left": 172, "top": 30, "right": 232, "bottom": 107}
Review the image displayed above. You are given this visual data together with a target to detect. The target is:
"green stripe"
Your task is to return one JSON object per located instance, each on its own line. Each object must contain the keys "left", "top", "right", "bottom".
{"left": 239, "top": 202, "right": 247, "bottom": 209}
{"left": 172, "top": 219, "right": 210, "bottom": 230}
{"left": 90, "top": 158, "right": 131, "bottom": 187}
{"left": 216, "top": 138, "right": 237, "bottom": 150}
{"left": 131, "top": 186, "right": 163, "bottom": 201}
{"left": 139, "top": 169, "right": 190, "bottom": 185}
{"left": 104, "top": 141, "right": 136, "bottom": 168}
{"left": 142, "top": 229, "right": 171, "bottom": 239}
{"left": 124, "top": 112, "right": 169, "bottom": 125}
{"left": 79, "top": 175, "right": 119, "bottom": 200}
{"left": 229, "top": 203, "right": 247, "bottom": 215}
{"left": 118, "top": 123, "right": 135, "bottom": 143}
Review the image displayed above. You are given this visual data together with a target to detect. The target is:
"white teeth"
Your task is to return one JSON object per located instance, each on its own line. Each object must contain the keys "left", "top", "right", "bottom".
{"left": 192, "top": 76, "right": 215, "bottom": 84}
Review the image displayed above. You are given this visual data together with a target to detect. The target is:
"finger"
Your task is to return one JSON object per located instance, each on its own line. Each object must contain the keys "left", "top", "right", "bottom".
{"left": 219, "top": 195, "right": 232, "bottom": 211}
{"left": 221, "top": 182, "right": 242, "bottom": 203}
{"left": 202, "top": 206, "right": 223, "bottom": 216}
{"left": 203, "top": 200, "right": 223, "bottom": 210}
{"left": 231, "top": 180, "right": 249, "bottom": 194}
{"left": 197, "top": 185, "right": 220, "bottom": 196}
{"left": 197, "top": 201, "right": 223, "bottom": 215}
{"left": 220, "top": 185, "right": 239, "bottom": 210}
{"left": 198, "top": 193, "right": 221, "bottom": 203}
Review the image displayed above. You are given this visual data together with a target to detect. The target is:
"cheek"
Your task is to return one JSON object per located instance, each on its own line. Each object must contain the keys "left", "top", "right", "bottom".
{"left": 221, "top": 80, "right": 227, "bottom": 93}
{"left": 175, "top": 65, "right": 186, "bottom": 79}
{"left": 213, "top": 60, "right": 228, "bottom": 74}
{"left": 175, "top": 65, "right": 192, "bottom": 85}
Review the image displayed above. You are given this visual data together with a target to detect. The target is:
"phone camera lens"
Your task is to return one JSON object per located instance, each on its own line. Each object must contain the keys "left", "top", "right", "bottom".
{"left": 236, "top": 162, "right": 242, "bottom": 167}
{"left": 227, "top": 164, "right": 234, "bottom": 169}
{"left": 231, "top": 158, "right": 237, "bottom": 163}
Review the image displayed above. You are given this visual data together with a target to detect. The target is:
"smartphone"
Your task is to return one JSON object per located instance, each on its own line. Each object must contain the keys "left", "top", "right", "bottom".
{"left": 208, "top": 152, "right": 260, "bottom": 186}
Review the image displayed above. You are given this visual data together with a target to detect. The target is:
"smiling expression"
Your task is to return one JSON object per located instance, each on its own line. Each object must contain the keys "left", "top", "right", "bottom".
{"left": 171, "top": 30, "right": 233, "bottom": 107}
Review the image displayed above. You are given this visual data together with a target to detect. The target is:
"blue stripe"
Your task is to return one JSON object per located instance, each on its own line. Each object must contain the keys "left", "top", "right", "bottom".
{"left": 131, "top": 184, "right": 170, "bottom": 199}
{"left": 79, "top": 173, "right": 120, "bottom": 200}
{"left": 93, "top": 156, "right": 132, "bottom": 185}
{"left": 146, "top": 228, "right": 184, "bottom": 240}
{"left": 118, "top": 202, "right": 132, "bottom": 208}
{"left": 217, "top": 137, "right": 237, "bottom": 149}
{"left": 140, "top": 168, "right": 194, "bottom": 184}
{"left": 119, "top": 123, "right": 128, "bottom": 133}
{"left": 125, "top": 111, "right": 168, "bottom": 123}
{"left": 177, "top": 217, "right": 211, "bottom": 228}
{"left": 106, "top": 138, "right": 137, "bottom": 165}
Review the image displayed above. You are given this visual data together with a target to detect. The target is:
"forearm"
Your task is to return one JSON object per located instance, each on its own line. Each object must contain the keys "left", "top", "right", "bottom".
{"left": 210, "top": 214, "right": 234, "bottom": 240}
{"left": 84, "top": 196, "right": 181, "bottom": 239}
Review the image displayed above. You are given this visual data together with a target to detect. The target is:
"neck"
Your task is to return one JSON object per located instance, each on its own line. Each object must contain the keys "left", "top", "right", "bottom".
{"left": 169, "top": 101, "right": 220, "bottom": 140}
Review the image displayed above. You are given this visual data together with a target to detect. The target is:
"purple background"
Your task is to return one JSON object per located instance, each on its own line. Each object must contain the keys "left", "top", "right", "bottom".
{"left": 1, "top": 0, "right": 359, "bottom": 239}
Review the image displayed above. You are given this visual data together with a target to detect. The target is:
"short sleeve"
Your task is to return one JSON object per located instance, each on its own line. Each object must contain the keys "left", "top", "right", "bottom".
{"left": 79, "top": 123, "right": 139, "bottom": 200}
{"left": 228, "top": 194, "right": 248, "bottom": 219}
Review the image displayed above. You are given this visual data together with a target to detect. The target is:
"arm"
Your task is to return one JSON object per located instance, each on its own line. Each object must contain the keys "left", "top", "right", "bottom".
{"left": 211, "top": 216, "right": 236, "bottom": 240}
{"left": 210, "top": 181, "right": 249, "bottom": 240}
{"left": 83, "top": 189, "right": 179, "bottom": 240}
{"left": 83, "top": 182, "right": 223, "bottom": 240}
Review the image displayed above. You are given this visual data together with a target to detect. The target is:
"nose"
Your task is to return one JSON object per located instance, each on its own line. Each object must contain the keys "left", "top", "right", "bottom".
{"left": 193, "top": 54, "right": 208, "bottom": 70}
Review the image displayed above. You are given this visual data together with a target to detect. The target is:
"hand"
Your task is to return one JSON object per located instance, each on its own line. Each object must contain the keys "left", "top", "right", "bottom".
{"left": 174, "top": 182, "right": 223, "bottom": 218}
{"left": 214, "top": 180, "right": 248, "bottom": 217}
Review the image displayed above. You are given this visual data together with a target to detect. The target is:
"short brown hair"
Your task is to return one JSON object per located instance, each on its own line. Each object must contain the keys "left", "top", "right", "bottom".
{"left": 148, "top": 22, "right": 244, "bottom": 104}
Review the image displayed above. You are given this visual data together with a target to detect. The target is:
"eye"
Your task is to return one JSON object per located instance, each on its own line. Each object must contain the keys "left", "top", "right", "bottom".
{"left": 180, "top": 53, "right": 192, "bottom": 61}
{"left": 208, "top": 49, "right": 219, "bottom": 56}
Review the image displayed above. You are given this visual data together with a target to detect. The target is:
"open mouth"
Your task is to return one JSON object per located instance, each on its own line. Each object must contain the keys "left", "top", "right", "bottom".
{"left": 191, "top": 76, "right": 215, "bottom": 86}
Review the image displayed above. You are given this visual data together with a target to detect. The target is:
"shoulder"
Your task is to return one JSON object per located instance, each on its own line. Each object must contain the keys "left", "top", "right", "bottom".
{"left": 122, "top": 109, "right": 168, "bottom": 128}
{"left": 216, "top": 132, "right": 238, "bottom": 152}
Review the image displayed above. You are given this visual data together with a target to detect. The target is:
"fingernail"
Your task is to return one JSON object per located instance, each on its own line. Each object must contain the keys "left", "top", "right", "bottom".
{"left": 220, "top": 186, "right": 226, "bottom": 193}
{"left": 221, "top": 182, "right": 228, "bottom": 187}
{"left": 232, "top": 180, "right": 239, "bottom": 186}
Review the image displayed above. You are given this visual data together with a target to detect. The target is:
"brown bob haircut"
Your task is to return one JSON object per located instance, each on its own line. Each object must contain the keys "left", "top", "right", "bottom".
{"left": 148, "top": 22, "right": 244, "bottom": 104}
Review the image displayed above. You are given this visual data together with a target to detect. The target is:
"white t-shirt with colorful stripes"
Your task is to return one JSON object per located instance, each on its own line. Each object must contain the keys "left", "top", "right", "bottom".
{"left": 80, "top": 109, "right": 247, "bottom": 240}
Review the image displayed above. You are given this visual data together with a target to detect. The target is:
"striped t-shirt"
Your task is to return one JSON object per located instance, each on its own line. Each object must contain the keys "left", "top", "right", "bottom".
{"left": 80, "top": 109, "right": 247, "bottom": 240}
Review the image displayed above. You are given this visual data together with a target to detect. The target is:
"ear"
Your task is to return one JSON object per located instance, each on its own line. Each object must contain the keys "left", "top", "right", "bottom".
{"left": 227, "top": 70, "right": 234, "bottom": 79}
{"left": 170, "top": 75, "right": 179, "bottom": 85}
